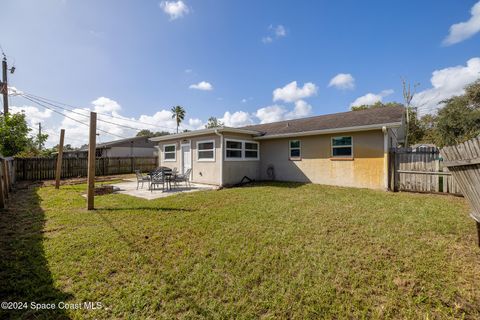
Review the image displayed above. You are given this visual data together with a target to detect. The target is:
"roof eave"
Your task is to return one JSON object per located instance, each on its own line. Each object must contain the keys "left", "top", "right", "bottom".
{"left": 253, "top": 122, "right": 403, "bottom": 140}
{"left": 149, "top": 127, "right": 261, "bottom": 142}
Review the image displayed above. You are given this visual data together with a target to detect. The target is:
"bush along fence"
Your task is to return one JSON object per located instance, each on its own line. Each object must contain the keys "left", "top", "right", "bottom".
{"left": 441, "top": 137, "right": 480, "bottom": 246}
{"left": 389, "top": 147, "right": 462, "bottom": 195}
{"left": 14, "top": 156, "right": 158, "bottom": 181}
{"left": 0, "top": 156, "right": 14, "bottom": 209}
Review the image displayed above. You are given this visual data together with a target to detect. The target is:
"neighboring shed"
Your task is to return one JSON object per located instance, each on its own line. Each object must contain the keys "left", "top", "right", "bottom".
{"left": 62, "top": 136, "right": 158, "bottom": 158}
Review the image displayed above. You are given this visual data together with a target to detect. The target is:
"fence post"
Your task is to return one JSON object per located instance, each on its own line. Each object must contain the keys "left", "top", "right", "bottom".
{"left": 0, "top": 160, "right": 5, "bottom": 209}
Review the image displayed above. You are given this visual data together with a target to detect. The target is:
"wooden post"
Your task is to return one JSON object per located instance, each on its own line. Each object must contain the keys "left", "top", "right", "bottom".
{"left": 2, "top": 160, "right": 8, "bottom": 200}
{"left": 0, "top": 160, "right": 5, "bottom": 209}
{"left": 476, "top": 221, "right": 480, "bottom": 248}
{"left": 3, "top": 160, "right": 10, "bottom": 192}
{"left": 55, "top": 129, "right": 65, "bottom": 189}
{"left": 87, "top": 112, "right": 97, "bottom": 210}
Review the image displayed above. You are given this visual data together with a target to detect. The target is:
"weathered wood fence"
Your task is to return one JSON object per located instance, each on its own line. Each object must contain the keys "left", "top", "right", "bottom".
{"left": 441, "top": 137, "right": 480, "bottom": 245}
{"left": 389, "top": 147, "right": 462, "bottom": 195}
{"left": 15, "top": 157, "right": 158, "bottom": 181}
{"left": 0, "top": 156, "right": 14, "bottom": 209}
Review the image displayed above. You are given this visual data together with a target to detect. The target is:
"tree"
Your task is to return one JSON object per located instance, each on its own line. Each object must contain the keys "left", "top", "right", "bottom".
{"left": 0, "top": 112, "right": 32, "bottom": 157}
{"left": 434, "top": 95, "right": 480, "bottom": 147}
{"left": 171, "top": 106, "right": 186, "bottom": 134}
{"left": 351, "top": 101, "right": 403, "bottom": 111}
{"left": 205, "top": 116, "right": 223, "bottom": 128}
{"left": 136, "top": 129, "right": 170, "bottom": 137}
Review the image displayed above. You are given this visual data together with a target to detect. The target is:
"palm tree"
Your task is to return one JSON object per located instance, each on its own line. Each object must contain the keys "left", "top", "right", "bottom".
{"left": 171, "top": 106, "right": 186, "bottom": 133}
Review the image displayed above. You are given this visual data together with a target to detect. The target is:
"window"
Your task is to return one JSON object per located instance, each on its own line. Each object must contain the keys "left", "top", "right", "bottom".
{"left": 289, "top": 140, "right": 301, "bottom": 159}
{"left": 332, "top": 136, "right": 353, "bottom": 157}
{"left": 197, "top": 140, "right": 215, "bottom": 161}
{"left": 226, "top": 140, "right": 242, "bottom": 159}
{"left": 163, "top": 144, "right": 176, "bottom": 161}
{"left": 225, "top": 139, "right": 260, "bottom": 160}
{"left": 244, "top": 142, "right": 259, "bottom": 159}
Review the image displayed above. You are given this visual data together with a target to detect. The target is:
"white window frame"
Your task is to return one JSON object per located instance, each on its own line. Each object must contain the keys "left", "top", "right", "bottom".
{"left": 225, "top": 139, "right": 260, "bottom": 161}
{"left": 289, "top": 140, "right": 301, "bottom": 160}
{"left": 197, "top": 140, "right": 216, "bottom": 162}
{"left": 163, "top": 144, "right": 176, "bottom": 162}
{"left": 331, "top": 136, "right": 353, "bottom": 158}
{"left": 244, "top": 141, "right": 260, "bottom": 160}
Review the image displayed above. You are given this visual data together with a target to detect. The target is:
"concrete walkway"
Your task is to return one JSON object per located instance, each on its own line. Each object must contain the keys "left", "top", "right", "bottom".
{"left": 110, "top": 179, "right": 218, "bottom": 200}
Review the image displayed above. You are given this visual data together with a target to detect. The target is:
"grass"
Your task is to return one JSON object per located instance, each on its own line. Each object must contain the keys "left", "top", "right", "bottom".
{"left": 1, "top": 181, "right": 480, "bottom": 319}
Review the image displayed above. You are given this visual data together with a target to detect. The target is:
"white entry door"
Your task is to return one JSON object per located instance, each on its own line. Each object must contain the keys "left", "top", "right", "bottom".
{"left": 181, "top": 144, "right": 191, "bottom": 174}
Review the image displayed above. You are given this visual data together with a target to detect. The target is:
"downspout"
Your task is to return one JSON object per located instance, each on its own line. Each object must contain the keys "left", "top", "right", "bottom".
{"left": 214, "top": 129, "right": 224, "bottom": 187}
{"left": 382, "top": 126, "right": 389, "bottom": 190}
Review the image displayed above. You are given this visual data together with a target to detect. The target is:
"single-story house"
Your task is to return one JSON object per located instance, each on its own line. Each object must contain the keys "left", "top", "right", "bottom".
{"left": 150, "top": 106, "right": 406, "bottom": 190}
{"left": 62, "top": 136, "right": 158, "bottom": 158}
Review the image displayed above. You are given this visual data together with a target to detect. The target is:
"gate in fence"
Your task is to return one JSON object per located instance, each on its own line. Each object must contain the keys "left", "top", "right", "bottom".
{"left": 15, "top": 156, "right": 158, "bottom": 181}
{"left": 389, "top": 147, "right": 462, "bottom": 195}
{"left": 441, "top": 137, "right": 480, "bottom": 246}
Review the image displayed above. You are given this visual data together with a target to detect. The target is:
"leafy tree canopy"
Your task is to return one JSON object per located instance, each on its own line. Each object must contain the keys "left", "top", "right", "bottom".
{"left": 205, "top": 116, "right": 223, "bottom": 128}
{"left": 136, "top": 129, "right": 170, "bottom": 137}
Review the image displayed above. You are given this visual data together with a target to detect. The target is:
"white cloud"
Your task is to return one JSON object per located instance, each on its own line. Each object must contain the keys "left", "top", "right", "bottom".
{"left": 413, "top": 57, "right": 480, "bottom": 116}
{"left": 10, "top": 96, "right": 208, "bottom": 147}
{"left": 443, "top": 1, "right": 480, "bottom": 45}
{"left": 273, "top": 81, "right": 318, "bottom": 103}
{"left": 7, "top": 86, "right": 23, "bottom": 96}
{"left": 189, "top": 81, "right": 213, "bottom": 91}
{"left": 159, "top": 0, "right": 189, "bottom": 20}
{"left": 273, "top": 25, "right": 286, "bottom": 37}
{"left": 254, "top": 100, "right": 313, "bottom": 124}
{"left": 255, "top": 105, "right": 287, "bottom": 124}
{"left": 188, "top": 118, "right": 204, "bottom": 129}
{"left": 262, "top": 24, "right": 287, "bottom": 44}
{"left": 328, "top": 73, "right": 355, "bottom": 90}
{"left": 220, "top": 111, "right": 254, "bottom": 127}
{"left": 350, "top": 89, "right": 394, "bottom": 107}
{"left": 10, "top": 105, "right": 52, "bottom": 127}
{"left": 286, "top": 100, "right": 312, "bottom": 119}
{"left": 261, "top": 36, "right": 273, "bottom": 44}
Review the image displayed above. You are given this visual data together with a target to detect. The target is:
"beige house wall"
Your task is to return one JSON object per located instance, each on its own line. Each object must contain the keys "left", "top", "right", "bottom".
{"left": 156, "top": 129, "right": 389, "bottom": 189}
{"left": 259, "top": 130, "right": 387, "bottom": 189}
{"left": 222, "top": 133, "right": 261, "bottom": 185}
{"left": 158, "top": 134, "right": 222, "bottom": 185}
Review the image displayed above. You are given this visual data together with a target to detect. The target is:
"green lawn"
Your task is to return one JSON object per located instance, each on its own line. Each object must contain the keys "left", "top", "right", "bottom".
{"left": 1, "top": 182, "right": 480, "bottom": 319}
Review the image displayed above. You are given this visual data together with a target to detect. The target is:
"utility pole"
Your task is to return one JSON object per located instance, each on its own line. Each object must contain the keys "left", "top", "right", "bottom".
{"left": 38, "top": 123, "right": 42, "bottom": 150}
{"left": 1, "top": 55, "right": 8, "bottom": 115}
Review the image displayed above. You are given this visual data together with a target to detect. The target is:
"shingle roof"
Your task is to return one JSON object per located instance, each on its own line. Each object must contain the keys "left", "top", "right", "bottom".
{"left": 240, "top": 106, "right": 405, "bottom": 137}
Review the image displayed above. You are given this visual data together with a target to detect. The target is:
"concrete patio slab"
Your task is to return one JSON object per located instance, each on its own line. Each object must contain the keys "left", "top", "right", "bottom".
{"left": 110, "top": 179, "right": 218, "bottom": 200}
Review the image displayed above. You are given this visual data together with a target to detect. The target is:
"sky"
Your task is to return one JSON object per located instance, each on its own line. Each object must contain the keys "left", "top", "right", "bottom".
{"left": 1, "top": 0, "right": 480, "bottom": 147}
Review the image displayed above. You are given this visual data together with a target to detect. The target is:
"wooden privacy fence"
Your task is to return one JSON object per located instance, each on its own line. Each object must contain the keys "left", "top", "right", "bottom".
{"left": 15, "top": 156, "right": 158, "bottom": 181}
{"left": 0, "top": 156, "right": 14, "bottom": 209}
{"left": 441, "top": 137, "right": 480, "bottom": 245}
{"left": 389, "top": 147, "right": 462, "bottom": 195}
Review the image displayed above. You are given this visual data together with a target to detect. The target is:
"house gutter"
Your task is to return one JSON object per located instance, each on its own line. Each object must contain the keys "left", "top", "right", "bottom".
{"left": 214, "top": 129, "right": 224, "bottom": 187}
{"left": 253, "top": 122, "right": 403, "bottom": 140}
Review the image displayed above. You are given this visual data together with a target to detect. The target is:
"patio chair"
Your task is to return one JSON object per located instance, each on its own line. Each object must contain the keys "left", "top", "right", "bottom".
{"left": 150, "top": 171, "right": 165, "bottom": 192}
{"left": 135, "top": 170, "right": 151, "bottom": 190}
{"left": 174, "top": 168, "right": 192, "bottom": 188}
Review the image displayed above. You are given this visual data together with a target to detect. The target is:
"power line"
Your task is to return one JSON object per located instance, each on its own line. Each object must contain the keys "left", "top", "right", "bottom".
{"left": 21, "top": 95, "right": 128, "bottom": 139}
{"left": 21, "top": 93, "right": 150, "bottom": 132}
{"left": 20, "top": 91, "right": 176, "bottom": 132}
